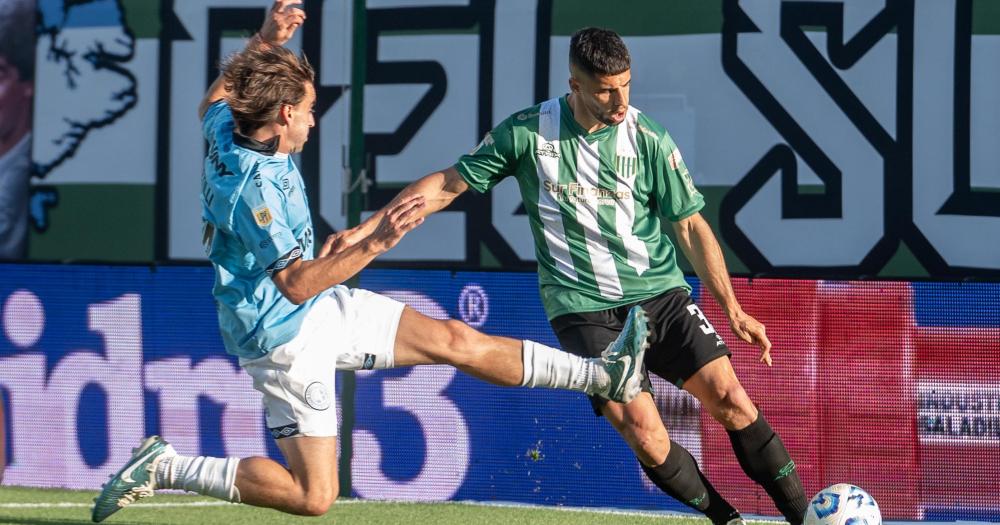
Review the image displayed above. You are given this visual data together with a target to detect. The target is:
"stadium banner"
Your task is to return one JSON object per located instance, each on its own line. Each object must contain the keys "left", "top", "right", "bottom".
{"left": 1, "top": 264, "right": 998, "bottom": 520}
{"left": 17, "top": 0, "right": 999, "bottom": 278}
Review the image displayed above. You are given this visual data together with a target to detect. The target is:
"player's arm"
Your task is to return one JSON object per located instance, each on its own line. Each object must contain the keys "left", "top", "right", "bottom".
{"left": 672, "top": 213, "right": 773, "bottom": 365}
{"left": 271, "top": 195, "right": 426, "bottom": 304}
{"left": 197, "top": 0, "right": 305, "bottom": 119}
{"left": 335, "top": 167, "right": 468, "bottom": 247}
{"left": 334, "top": 121, "right": 515, "bottom": 247}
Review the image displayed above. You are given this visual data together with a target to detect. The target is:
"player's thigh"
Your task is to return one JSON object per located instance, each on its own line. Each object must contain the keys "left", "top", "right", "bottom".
{"left": 681, "top": 355, "right": 754, "bottom": 416}
{"left": 392, "top": 306, "right": 469, "bottom": 367}
{"left": 276, "top": 436, "right": 339, "bottom": 493}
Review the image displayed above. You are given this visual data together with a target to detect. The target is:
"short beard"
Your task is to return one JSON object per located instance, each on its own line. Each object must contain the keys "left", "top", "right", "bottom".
{"left": 598, "top": 113, "right": 624, "bottom": 127}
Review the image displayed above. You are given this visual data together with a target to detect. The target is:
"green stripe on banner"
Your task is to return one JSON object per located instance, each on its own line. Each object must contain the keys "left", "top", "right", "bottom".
{"left": 121, "top": 0, "right": 161, "bottom": 39}
{"left": 28, "top": 185, "right": 154, "bottom": 262}
{"left": 551, "top": 0, "right": 722, "bottom": 36}
{"left": 974, "top": 0, "right": 1000, "bottom": 34}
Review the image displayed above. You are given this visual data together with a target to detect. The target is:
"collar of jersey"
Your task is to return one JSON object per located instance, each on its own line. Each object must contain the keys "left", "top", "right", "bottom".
{"left": 233, "top": 133, "right": 280, "bottom": 156}
{"left": 559, "top": 95, "right": 617, "bottom": 142}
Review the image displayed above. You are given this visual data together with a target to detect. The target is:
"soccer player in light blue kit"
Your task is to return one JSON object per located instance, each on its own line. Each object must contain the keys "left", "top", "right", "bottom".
{"left": 91, "top": 2, "right": 649, "bottom": 521}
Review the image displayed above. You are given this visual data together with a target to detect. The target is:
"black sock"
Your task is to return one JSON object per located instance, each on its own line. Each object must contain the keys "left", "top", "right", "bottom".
{"left": 727, "top": 412, "right": 808, "bottom": 525}
{"left": 641, "top": 440, "right": 741, "bottom": 525}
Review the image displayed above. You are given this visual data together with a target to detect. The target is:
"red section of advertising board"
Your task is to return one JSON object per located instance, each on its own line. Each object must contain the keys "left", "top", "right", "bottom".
{"left": 699, "top": 279, "right": 823, "bottom": 516}
{"left": 699, "top": 280, "right": 920, "bottom": 519}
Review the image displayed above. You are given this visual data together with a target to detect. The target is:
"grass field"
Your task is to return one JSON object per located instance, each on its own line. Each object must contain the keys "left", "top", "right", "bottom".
{"left": 0, "top": 486, "right": 715, "bottom": 525}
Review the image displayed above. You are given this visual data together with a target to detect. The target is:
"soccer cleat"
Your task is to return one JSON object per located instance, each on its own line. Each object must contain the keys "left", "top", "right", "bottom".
{"left": 601, "top": 305, "right": 650, "bottom": 403}
{"left": 91, "top": 435, "right": 176, "bottom": 523}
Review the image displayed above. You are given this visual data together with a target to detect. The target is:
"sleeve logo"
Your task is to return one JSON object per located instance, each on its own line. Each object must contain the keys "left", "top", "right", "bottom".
{"left": 253, "top": 206, "right": 273, "bottom": 228}
{"left": 668, "top": 149, "right": 683, "bottom": 171}
{"left": 469, "top": 132, "right": 494, "bottom": 155}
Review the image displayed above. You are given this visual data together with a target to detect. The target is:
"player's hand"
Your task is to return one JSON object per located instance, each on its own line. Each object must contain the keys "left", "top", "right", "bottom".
{"left": 318, "top": 230, "right": 354, "bottom": 258}
{"left": 367, "top": 195, "right": 426, "bottom": 254}
{"left": 729, "top": 310, "right": 772, "bottom": 366}
{"left": 258, "top": 0, "right": 305, "bottom": 46}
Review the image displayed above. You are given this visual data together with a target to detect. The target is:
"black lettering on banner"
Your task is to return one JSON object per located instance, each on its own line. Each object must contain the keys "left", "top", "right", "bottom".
{"left": 363, "top": 1, "right": 510, "bottom": 268}
{"left": 721, "top": 0, "right": 999, "bottom": 277}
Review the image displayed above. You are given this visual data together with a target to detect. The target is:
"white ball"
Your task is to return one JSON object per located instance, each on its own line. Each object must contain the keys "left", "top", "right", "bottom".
{"left": 804, "top": 484, "right": 882, "bottom": 525}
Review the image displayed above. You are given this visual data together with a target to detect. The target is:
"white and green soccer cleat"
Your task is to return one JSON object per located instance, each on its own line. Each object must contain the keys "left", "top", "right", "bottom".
{"left": 601, "top": 305, "right": 650, "bottom": 403}
{"left": 92, "top": 435, "right": 176, "bottom": 522}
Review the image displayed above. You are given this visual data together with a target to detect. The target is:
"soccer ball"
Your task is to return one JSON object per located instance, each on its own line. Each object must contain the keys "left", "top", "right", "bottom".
{"left": 804, "top": 484, "right": 881, "bottom": 525}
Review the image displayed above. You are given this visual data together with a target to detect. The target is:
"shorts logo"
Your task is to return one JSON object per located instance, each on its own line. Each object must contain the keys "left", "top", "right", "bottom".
{"left": 362, "top": 353, "right": 377, "bottom": 370}
{"left": 304, "top": 381, "right": 331, "bottom": 411}
{"left": 253, "top": 206, "right": 273, "bottom": 228}
{"left": 270, "top": 423, "right": 299, "bottom": 439}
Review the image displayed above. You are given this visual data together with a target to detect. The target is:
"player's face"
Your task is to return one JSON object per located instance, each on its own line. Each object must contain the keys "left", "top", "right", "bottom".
{"left": 572, "top": 69, "right": 631, "bottom": 127}
{"left": 284, "top": 82, "right": 316, "bottom": 153}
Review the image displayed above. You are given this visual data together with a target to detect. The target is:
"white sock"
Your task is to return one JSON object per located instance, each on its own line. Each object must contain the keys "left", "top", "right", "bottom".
{"left": 520, "top": 340, "right": 610, "bottom": 395}
{"left": 156, "top": 455, "right": 241, "bottom": 503}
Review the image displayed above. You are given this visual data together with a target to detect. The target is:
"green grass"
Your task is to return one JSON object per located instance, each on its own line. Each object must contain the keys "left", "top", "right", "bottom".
{"left": 0, "top": 486, "right": 710, "bottom": 525}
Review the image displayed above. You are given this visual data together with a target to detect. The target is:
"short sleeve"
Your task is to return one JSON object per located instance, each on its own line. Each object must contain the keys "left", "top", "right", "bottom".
{"left": 202, "top": 100, "right": 231, "bottom": 142}
{"left": 653, "top": 132, "right": 704, "bottom": 222}
{"left": 232, "top": 176, "right": 302, "bottom": 275}
{"left": 454, "top": 117, "right": 519, "bottom": 193}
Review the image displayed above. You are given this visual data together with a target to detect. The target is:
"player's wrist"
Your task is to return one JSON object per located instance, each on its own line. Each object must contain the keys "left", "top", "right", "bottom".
{"left": 358, "top": 237, "right": 384, "bottom": 256}
{"left": 251, "top": 31, "right": 277, "bottom": 49}
{"left": 723, "top": 304, "right": 746, "bottom": 323}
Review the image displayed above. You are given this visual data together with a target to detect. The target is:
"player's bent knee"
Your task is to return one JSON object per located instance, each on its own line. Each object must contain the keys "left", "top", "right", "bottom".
{"left": 299, "top": 487, "right": 338, "bottom": 517}
{"left": 300, "top": 495, "right": 335, "bottom": 517}
{"left": 633, "top": 429, "right": 668, "bottom": 453}
{"left": 708, "top": 384, "right": 755, "bottom": 425}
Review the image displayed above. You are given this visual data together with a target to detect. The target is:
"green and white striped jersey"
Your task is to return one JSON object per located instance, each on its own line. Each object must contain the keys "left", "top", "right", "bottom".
{"left": 455, "top": 95, "right": 704, "bottom": 320}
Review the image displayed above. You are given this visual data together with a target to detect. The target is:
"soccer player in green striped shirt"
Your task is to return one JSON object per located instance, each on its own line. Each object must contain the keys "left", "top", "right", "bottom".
{"left": 361, "top": 27, "right": 808, "bottom": 525}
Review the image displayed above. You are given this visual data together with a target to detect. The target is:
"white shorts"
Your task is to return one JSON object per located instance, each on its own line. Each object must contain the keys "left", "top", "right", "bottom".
{"left": 241, "top": 286, "right": 405, "bottom": 438}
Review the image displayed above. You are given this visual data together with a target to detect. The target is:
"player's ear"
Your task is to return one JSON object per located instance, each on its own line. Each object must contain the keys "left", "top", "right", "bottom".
{"left": 568, "top": 62, "right": 583, "bottom": 94}
{"left": 568, "top": 76, "right": 579, "bottom": 94}
{"left": 280, "top": 103, "right": 294, "bottom": 125}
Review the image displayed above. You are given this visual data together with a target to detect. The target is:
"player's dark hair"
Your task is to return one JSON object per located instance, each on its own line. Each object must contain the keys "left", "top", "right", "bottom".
{"left": 569, "top": 27, "right": 631, "bottom": 77}
{"left": 0, "top": 0, "right": 36, "bottom": 81}
{"left": 222, "top": 42, "right": 315, "bottom": 136}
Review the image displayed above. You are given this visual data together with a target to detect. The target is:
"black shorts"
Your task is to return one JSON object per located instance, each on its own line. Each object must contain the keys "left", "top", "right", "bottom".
{"left": 550, "top": 288, "right": 732, "bottom": 416}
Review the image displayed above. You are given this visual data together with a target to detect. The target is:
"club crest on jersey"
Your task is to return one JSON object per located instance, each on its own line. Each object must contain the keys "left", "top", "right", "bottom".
{"left": 253, "top": 206, "right": 273, "bottom": 228}
{"left": 616, "top": 155, "right": 637, "bottom": 180}
{"left": 536, "top": 142, "right": 560, "bottom": 158}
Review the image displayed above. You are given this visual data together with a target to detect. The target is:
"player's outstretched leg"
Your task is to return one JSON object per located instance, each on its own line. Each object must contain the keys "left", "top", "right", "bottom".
{"left": 391, "top": 304, "right": 650, "bottom": 403}
{"left": 92, "top": 436, "right": 177, "bottom": 522}
{"left": 600, "top": 305, "right": 649, "bottom": 403}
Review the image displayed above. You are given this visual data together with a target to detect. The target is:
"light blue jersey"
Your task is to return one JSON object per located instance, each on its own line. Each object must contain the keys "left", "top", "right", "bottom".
{"left": 200, "top": 101, "right": 316, "bottom": 359}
